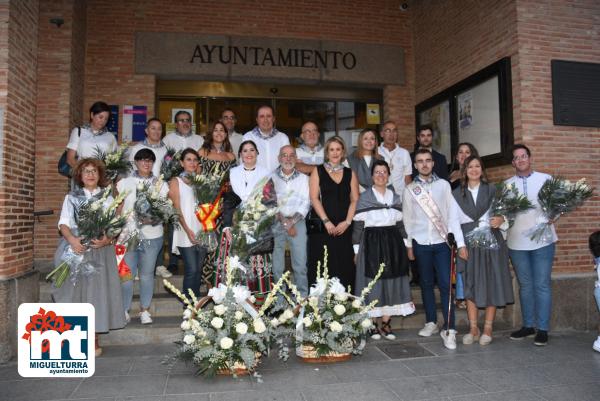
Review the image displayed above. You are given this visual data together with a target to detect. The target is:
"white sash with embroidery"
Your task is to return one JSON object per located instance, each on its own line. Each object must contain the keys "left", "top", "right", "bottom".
{"left": 409, "top": 182, "right": 449, "bottom": 241}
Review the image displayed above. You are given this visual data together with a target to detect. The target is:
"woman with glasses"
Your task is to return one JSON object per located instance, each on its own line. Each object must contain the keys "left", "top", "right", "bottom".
{"left": 53, "top": 159, "right": 126, "bottom": 357}
{"left": 353, "top": 160, "right": 414, "bottom": 340}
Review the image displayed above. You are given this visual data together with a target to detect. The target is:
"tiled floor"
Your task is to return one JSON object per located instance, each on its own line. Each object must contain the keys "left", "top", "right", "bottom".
{"left": 1, "top": 330, "right": 600, "bottom": 401}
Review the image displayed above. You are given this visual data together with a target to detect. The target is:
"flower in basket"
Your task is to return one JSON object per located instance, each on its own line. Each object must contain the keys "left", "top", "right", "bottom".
{"left": 526, "top": 176, "right": 594, "bottom": 243}
{"left": 134, "top": 175, "right": 179, "bottom": 229}
{"left": 466, "top": 182, "right": 533, "bottom": 249}
{"left": 46, "top": 187, "right": 130, "bottom": 288}
{"left": 189, "top": 166, "right": 228, "bottom": 252}
{"left": 93, "top": 143, "right": 131, "bottom": 181}
{"left": 293, "top": 247, "right": 384, "bottom": 359}
{"left": 160, "top": 147, "right": 183, "bottom": 181}
{"left": 163, "top": 257, "right": 281, "bottom": 377}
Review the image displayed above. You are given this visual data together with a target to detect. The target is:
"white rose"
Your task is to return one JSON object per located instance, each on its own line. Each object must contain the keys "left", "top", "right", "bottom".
{"left": 253, "top": 212, "right": 261, "bottom": 221}
{"left": 182, "top": 309, "right": 192, "bottom": 320}
{"left": 235, "top": 322, "right": 248, "bottom": 335}
{"left": 194, "top": 328, "right": 206, "bottom": 337}
{"left": 211, "top": 317, "right": 224, "bottom": 329}
{"left": 90, "top": 202, "right": 101, "bottom": 211}
{"left": 278, "top": 314, "right": 288, "bottom": 324}
{"left": 180, "top": 321, "right": 191, "bottom": 331}
{"left": 329, "top": 321, "right": 343, "bottom": 332}
{"left": 235, "top": 311, "right": 244, "bottom": 320}
{"left": 270, "top": 318, "right": 279, "bottom": 327}
{"left": 136, "top": 182, "right": 144, "bottom": 191}
{"left": 335, "top": 293, "right": 348, "bottom": 302}
{"left": 220, "top": 336, "right": 234, "bottom": 350}
{"left": 308, "top": 297, "right": 319, "bottom": 308}
{"left": 283, "top": 309, "right": 294, "bottom": 320}
{"left": 214, "top": 304, "right": 227, "bottom": 315}
{"left": 253, "top": 319, "right": 267, "bottom": 334}
{"left": 302, "top": 317, "right": 312, "bottom": 327}
{"left": 183, "top": 334, "right": 195, "bottom": 345}
{"left": 361, "top": 319, "right": 373, "bottom": 329}
{"left": 333, "top": 304, "right": 346, "bottom": 316}
{"left": 352, "top": 299, "right": 362, "bottom": 309}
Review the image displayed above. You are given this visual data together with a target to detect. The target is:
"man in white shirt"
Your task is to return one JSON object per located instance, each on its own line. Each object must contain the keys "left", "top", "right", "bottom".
{"left": 295, "top": 121, "right": 324, "bottom": 175}
{"left": 163, "top": 111, "right": 204, "bottom": 151}
{"left": 378, "top": 120, "right": 412, "bottom": 196}
{"left": 243, "top": 105, "right": 290, "bottom": 172}
{"left": 128, "top": 118, "right": 167, "bottom": 178}
{"left": 221, "top": 108, "right": 243, "bottom": 157}
{"left": 403, "top": 149, "right": 467, "bottom": 350}
{"left": 506, "top": 144, "right": 556, "bottom": 346}
{"left": 271, "top": 145, "right": 310, "bottom": 296}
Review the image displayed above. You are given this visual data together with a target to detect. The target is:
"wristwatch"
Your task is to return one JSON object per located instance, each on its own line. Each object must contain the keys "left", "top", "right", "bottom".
{"left": 322, "top": 218, "right": 330, "bottom": 224}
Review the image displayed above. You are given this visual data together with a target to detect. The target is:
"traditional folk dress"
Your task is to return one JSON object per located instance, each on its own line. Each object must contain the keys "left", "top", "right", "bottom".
{"left": 352, "top": 187, "right": 415, "bottom": 317}
{"left": 452, "top": 183, "right": 514, "bottom": 308}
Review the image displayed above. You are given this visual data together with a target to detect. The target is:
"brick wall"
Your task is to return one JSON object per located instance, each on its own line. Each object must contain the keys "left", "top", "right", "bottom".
{"left": 0, "top": 0, "right": 39, "bottom": 278}
{"left": 412, "top": 0, "right": 599, "bottom": 273}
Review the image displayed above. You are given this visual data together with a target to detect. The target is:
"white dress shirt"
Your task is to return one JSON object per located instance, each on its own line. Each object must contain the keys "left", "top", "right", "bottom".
{"left": 230, "top": 164, "right": 270, "bottom": 204}
{"left": 378, "top": 143, "right": 412, "bottom": 196}
{"left": 163, "top": 132, "right": 204, "bottom": 152}
{"left": 243, "top": 129, "right": 290, "bottom": 173}
{"left": 271, "top": 169, "right": 310, "bottom": 219}
{"left": 67, "top": 126, "right": 117, "bottom": 158}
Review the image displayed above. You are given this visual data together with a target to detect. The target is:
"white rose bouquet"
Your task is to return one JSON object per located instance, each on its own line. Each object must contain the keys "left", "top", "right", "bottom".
{"left": 526, "top": 177, "right": 594, "bottom": 243}
{"left": 134, "top": 175, "right": 179, "bottom": 229}
{"left": 159, "top": 147, "right": 183, "bottom": 181}
{"left": 93, "top": 143, "right": 131, "bottom": 181}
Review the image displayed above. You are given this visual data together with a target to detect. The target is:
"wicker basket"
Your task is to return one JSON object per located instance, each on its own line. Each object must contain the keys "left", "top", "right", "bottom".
{"left": 296, "top": 344, "right": 351, "bottom": 363}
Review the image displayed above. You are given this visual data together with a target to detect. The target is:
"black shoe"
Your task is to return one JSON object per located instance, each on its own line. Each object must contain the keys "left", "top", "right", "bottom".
{"left": 509, "top": 327, "right": 536, "bottom": 340}
{"left": 534, "top": 330, "right": 548, "bottom": 346}
{"left": 410, "top": 279, "right": 420, "bottom": 287}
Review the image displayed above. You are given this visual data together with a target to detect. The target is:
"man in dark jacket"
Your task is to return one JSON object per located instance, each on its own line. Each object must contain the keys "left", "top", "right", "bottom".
{"left": 410, "top": 125, "right": 449, "bottom": 181}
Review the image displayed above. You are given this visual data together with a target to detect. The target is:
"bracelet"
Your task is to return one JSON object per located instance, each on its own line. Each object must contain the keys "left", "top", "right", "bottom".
{"left": 322, "top": 218, "right": 330, "bottom": 224}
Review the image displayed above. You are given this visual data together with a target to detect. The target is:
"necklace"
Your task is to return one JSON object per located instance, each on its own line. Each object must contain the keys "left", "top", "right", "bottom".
{"left": 242, "top": 166, "right": 256, "bottom": 187}
{"left": 212, "top": 145, "right": 224, "bottom": 154}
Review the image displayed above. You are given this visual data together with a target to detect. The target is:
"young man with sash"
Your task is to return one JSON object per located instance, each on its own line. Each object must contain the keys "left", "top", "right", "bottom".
{"left": 403, "top": 149, "right": 468, "bottom": 349}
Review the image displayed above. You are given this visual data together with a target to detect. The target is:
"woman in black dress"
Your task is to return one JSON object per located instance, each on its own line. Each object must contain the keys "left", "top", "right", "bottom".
{"left": 307, "top": 136, "right": 359, "bottom": 290}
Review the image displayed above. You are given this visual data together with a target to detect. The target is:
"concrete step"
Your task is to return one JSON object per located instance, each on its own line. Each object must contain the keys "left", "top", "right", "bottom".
{"left": 100, "top": 316, "right": 181, "bottom": 346}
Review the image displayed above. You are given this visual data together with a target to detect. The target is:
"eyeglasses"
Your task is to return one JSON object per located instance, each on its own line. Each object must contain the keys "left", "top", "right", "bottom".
{"left": 302, "top": 129, "right": 318, "bottom": 134}
{"left": 382, "top": 128, "right": 398, "bottom": 134}
{"left": 82, "top": 168, "right": 98, "bottom": 175}
{"left": 176, "top": 118, "right": 191, "bottom": 123}
{"left": 137, "top": 159, "right": 154, "bottom": 164}
{"left": 280, "top": 153, "right": 296, "bottom": 159}
{"left": 512, "top": 154, "right": 529, "bottom": 162}
{"left": 222, "top": 115, "right": 236, "bottom": 121}
{"left": 373, "top": 170, "right": 389, "bottom": 176}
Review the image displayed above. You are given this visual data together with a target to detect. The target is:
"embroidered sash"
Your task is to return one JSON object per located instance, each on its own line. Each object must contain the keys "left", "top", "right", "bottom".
{"left": 409, "top": 182, "right": 449, "bottom": 241}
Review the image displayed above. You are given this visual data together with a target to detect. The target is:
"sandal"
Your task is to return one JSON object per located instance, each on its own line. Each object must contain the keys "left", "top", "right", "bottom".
{"left": 462, "top": 320, "right": 480, "bottom": 345}
{"left": 479, "top": 320, "right": 493, "bottom": 345}
{"left": 380, "top": 319, "right": 396, "bottom": 340}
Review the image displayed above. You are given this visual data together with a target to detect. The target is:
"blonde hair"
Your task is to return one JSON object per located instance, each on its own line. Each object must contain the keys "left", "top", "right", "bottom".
{"left": 324, "top": 136, "right": 347, "bottom": 163}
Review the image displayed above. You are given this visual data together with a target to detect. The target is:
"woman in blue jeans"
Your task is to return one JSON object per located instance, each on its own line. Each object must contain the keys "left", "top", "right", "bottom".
{"left": 117, "top": 148, "right": 168, "bottom": 324}
{"left": 169, "top": 148, "right": 207, "bottom": 299}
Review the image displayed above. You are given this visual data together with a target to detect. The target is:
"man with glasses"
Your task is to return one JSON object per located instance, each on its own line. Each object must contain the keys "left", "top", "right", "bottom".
{"left": 243, "top": 104, "right": 290, "bottom": 172}
{"left": 378, "top": 120, "right": 412, "bottom": 195}
{"left": 163, "top": 110, "right": 204, "bottom": 151}
{"left": 411, "top": 125, "right": 449, "bottom": 181}
{"left": 295, "top": 121, "right": 324, "bottom": 175}
{"left": 506, "top": 144, "right": 556, "bottom": 346}
{"left": 220, "top": 108, "right": 243, "bottom": 157}
{"left": 403, "top": 149, "right": 467, "bottom": 349}
{"left": 271, "top": 145, "right": 310, "bottom": 296}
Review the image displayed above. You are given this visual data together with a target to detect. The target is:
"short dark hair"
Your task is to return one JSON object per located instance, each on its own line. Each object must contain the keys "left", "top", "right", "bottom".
{"left": 511, "top": 143, "right": 531, "bottom": 157}
{"left": 221, "top": 108, "right": 236, "bottom": 116}
{"left": 414, "top": 148, "right": 433, "bottom": 158}
{"left": 417, "top": 124, "right": 434, "bottom": 136}
{"left": 146, "top": 117, "right": 162, "bottom": 126}
{"left": 238, "top": 140, "right": 259, "bottom": 158}
{"left": 89, "top": 101, "right": 110, "bottom": 116}
{"left": 134, "top": 148, "right": 156, "bottom": 162}
{"left": 371, "top": 159, "right": 391, "bottom": 176}
{"left": 589, "top": 231, "right": 600, "bottom": 258}
{"left": 180, "top": 147, "right": 199, "bottom": 161}
{"left": 255, "top": 104, "right": 274, "bottom": 118}
{"left": 174, "top": 110, "right": 191, "bottom": 123}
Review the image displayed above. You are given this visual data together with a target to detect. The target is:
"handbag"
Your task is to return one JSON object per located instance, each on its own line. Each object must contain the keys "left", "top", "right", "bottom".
{"left": 58, "top": 127, "right": 80, "bottom": 177}
{"left": 305, "top": 208, "right": 325, "bottom": 234}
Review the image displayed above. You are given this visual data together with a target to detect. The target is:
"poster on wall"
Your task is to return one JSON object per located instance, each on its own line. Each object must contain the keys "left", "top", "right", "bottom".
{"left": 457, "top": 91, "right": 473, "bottom": 129}
{"left": 107, "top": 105, "right": 119, "bottom": 140}
{"left": 122, "top": 105, "right": 148, "bottom": 142}
{"left": 419, "top": 100, "right": 451, "bottom": 162}
{"left": 366, "top": 104, "right": 381, "bottom": 125}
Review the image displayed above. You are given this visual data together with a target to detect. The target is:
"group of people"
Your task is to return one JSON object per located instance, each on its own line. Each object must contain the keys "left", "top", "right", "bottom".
{"left": 57, "top": 100, "right": 562, "bottom": 356}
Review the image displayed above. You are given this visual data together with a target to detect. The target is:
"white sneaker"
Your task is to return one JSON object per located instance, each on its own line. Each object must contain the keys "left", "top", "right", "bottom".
{"left": 155, "top": 265, "right": 173, "bottom": 278}
{"left": 593, "top": 336, "right": 600, "bottom": 353}
{"left": 418, "top": 322, "right": 439, "bottom": 337}
{"left": 440, "top": 329, "right": 457, "bottom": 350}
{"left": 124, "top": 311, "right": 131, "bottom": 323}
{"left": 139, "top": 310, "right": 153, "bottom": 325}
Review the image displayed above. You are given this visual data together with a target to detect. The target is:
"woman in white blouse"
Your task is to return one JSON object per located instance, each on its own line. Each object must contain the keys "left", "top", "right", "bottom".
{"left": 353, "top": 160, "right": 414, "bottom": 340}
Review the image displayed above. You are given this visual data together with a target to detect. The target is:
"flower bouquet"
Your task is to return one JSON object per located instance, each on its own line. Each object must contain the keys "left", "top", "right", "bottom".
{"left": 46, "top": 187, "right": 129, "bottom": 288}
{"left": 93, "top": 143, "right": 131, "bottom": 181}
{"left": 294, "top": 247, "right": 384, "bottom": 362}
{"left": 465, "top": 182, "right": 533, "bottom": 249}
{"left": 134, "top": 175, "right": 179, "bottom": 229}
{"left": 190, "top": 166, "right": 228, "bottom": 252}
{"left": 526, "top": 177, "right": 594, "bottom": 243}
{"left": 160, "top": 147, "right": 182, "bottom": 181}
{"left": 163, "top": 256, "right": 282, "bottom": 377}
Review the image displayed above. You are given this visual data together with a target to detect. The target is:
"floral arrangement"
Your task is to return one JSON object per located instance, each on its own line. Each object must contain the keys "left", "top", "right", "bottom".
{"left": 465, "top": 182, "right": 533, "bottom": 249}
{"left": 163, "top": 257, "right": 286, "bottom": 377}
{"left": 526, "top": 177, "right": 594, "bottom": 243}
{"left": 229, "top": 178, "right": 278, "bottom": 262}
{"left": 46, "top": 187, "right": 130, "bottom": 288}
{"left": 93, "top": 143, "right": 131, "bottom": 181}
{"left": 190, "top": 166, "right": 228, "bottom": 251}
{"left": 160, "top": 147, "right": 182, "bottom": 181}
{"left": 294, "top": 247, "right": 384, "bottom": 358}
{"left": 134, "top": 175, "right": 179, "bottom": 229}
